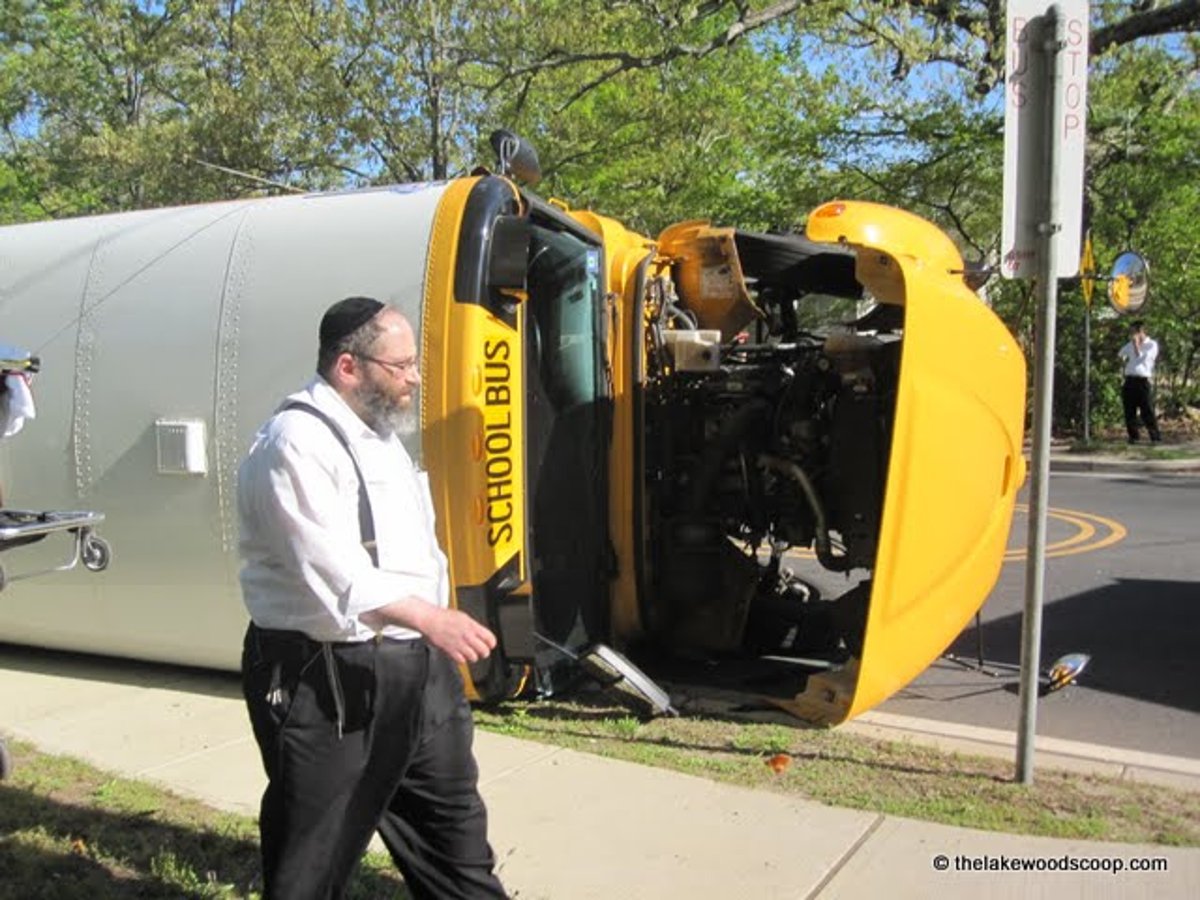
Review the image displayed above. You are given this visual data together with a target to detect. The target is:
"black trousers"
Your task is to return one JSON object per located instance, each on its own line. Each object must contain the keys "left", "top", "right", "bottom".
{"left": 242, "top": 623, "right": 508, "bottom": 900}
{"left": 1122, "top": 376, "right": 1161, "bottom": 442}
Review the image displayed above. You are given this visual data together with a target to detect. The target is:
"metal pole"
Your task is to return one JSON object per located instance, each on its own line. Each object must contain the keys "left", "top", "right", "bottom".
{"left": 1017, "top": 6, "right": 1064, "bottom": 785}
{"left": 1083, "top": 302, "right": 1091, "bottom": 444}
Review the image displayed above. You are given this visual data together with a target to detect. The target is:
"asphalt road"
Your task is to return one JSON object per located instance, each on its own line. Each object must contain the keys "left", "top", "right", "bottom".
{"left": 877, "top": 469, "right": 1200, "bottom": 759}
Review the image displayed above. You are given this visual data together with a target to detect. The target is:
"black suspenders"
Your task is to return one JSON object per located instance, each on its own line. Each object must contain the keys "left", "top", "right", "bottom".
{"left": 277, "top": 400, "right": 382, "bottom": 739}
{"left": 281, "top": 401, "right": 379, "bottom": 566}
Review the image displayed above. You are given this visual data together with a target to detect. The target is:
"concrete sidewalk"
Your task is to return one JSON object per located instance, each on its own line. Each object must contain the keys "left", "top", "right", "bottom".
{"left": 2, "top": 646, "right": 1197, "bottom": 899}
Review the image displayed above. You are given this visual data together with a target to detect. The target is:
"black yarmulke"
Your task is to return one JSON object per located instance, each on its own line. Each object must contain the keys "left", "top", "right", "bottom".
{"left": 319, "top": 296, "right": 384, "bottom": 347}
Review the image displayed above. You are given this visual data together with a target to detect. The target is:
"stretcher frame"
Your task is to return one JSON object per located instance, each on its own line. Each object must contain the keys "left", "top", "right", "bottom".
{"left": 0, "top": 509, "right": 110, "bottom": 591}
{"left": 0, "top": 508, "right": 109, "bottom": 779}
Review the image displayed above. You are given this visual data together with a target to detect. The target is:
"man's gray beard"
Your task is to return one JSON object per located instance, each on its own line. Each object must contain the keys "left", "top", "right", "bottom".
{"left": 359, "top": 384, "right": 419, "bottom": 438}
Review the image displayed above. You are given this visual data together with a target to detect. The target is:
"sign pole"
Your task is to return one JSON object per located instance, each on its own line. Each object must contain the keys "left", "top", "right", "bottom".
{"left": 1083, "top": 301, "right": 1091, "bottom": 443}
{"left": 1082, "top": 231, "right": 1096, "bottom": 443}
{"left": 1016, "top": 6, "right": 1065, "bottom": 786}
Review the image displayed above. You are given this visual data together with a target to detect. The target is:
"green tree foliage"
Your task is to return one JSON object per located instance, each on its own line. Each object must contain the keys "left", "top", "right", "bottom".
{"left": 1085, "top": 37, "right": 1200, "bottom": 420}
{"left": 0, "top": 0, "right": 355, "bottom": 216}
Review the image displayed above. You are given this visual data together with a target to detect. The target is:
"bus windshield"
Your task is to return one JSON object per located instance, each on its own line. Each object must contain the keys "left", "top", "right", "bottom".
{"left": 523, "top": 221, "right": 611, "bottom": 649}
{"left": 527, "top": 225, "right": 602, "bottom": 410}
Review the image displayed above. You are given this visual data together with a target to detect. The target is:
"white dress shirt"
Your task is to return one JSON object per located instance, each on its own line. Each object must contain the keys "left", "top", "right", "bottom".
{"left": 1119, "top": 337, "right": 1158, "bottom": 378}
{"left": 237, "top": 376, "right": 449, "bottom": 642}
{"left": 1, "top": 372, "right": 35, "bottom": 437}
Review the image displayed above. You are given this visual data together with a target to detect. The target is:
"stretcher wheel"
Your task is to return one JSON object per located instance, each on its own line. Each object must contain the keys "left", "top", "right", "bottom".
{"left": 82, "top": 534, "right": 111, "bottom": 572}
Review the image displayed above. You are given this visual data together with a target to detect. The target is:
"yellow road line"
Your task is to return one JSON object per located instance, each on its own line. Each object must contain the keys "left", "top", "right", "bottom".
{"left": 1006, "top": 504, "right": 1096, "bottom": 556}
{"left": 778, "top": 505, "right": 1128, "bottom": 565}
{"left": 1004, "top": 505, "right": 1127, "bottom": 561}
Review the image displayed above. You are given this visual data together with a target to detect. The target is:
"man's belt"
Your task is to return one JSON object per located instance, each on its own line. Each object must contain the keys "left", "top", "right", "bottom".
{"left": 250, "top": 623, "right": 423, "bottom": 739}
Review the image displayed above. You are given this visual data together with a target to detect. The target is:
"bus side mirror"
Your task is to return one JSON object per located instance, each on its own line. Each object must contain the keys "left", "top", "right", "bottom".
{"left": 488, "top": 215, "right": 531, "bottom": 296}
{"left": 490, "top": 130, "right": 542, "bottom": 187}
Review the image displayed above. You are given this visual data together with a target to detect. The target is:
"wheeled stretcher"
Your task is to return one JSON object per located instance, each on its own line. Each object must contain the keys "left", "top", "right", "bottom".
{"left": 0, "top": 509, "right": 110, "bottom": 779}
{"left": 0, "top": 509, "right": 110, "bottom": 592}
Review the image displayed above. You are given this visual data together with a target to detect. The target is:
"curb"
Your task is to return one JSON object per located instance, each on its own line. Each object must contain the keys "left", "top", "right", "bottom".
{"left": 1046, "top": 455, "right": 1200, "bottom": 475}
{"left": 663, "top": 683, "right": 1200, "bottom": 793}
{"left": 845, "top": 711, "right": 1200, "bottom": 792}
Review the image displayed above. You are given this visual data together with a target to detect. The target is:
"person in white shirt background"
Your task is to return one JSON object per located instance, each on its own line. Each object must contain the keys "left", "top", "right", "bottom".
{"left": 0, "top": 344, "right": 38, "bottom": 506}
{"left": 1117, "top": 319, "right": 1162, "bottom": 444}
{"left": 237, "top": 296, "right": 507, "bottom": 900}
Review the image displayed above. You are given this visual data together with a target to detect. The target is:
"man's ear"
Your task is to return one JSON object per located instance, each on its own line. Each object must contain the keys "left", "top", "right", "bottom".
{"left": 331, "top": 352, "right": 359, "bottom": 385}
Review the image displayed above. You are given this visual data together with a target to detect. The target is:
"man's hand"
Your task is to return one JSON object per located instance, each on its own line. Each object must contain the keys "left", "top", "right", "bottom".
{"left": 361, "top": 598, "right": 498, "bottom": 662}
{"left": 417, "top": 607, "right": 498, "bottom": 664}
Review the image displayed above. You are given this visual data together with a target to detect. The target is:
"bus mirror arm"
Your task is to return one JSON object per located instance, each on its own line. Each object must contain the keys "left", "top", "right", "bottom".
{"left": 488, "top": 215, "right": 532, "bottom": 296}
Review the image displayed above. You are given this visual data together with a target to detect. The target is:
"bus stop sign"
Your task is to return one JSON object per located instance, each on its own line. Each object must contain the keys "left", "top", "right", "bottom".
{"left": 1001, "top": 0, "right": 1089, "bottom": 280}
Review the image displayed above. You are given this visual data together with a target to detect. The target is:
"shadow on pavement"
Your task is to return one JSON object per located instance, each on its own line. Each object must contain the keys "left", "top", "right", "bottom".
{"left": 0, "top": 642, "right": 241, "bottom": 701}
{"left": 948, "top": 578, "right": 1200, "bottom": 714}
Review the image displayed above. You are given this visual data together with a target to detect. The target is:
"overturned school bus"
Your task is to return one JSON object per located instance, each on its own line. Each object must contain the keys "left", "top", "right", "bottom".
{"left": 0, "top": 156, "right": 1026, "bottom": 725}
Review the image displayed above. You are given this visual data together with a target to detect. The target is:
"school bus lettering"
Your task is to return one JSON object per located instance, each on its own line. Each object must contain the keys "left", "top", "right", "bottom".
{"left": 485, "top": 453, "right": 513, "bottom": 479}
{"left": 484, "top": 339, "right": 511, "bottom": 406}
{"left": 483, "top": 337, "right": 517, "bottom": 548}
{"left": 486, "top": 475, "right": 513, "bottom": 503}
{"left": 487, "top": 501, "right": 513, "bottom": 524}
{"left": 484, "top": 337, "right": 510, "bottom": 361}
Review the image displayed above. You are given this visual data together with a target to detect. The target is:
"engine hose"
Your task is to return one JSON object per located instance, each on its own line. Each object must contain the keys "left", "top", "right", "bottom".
{"left": 667, "top": 304, "right": 698, "bottom": 329}
{"left": 758, "top": 454, "right": 852, "bottom": 572}
{"left": 685, "top": 399, "right": 773, "bottom": 513}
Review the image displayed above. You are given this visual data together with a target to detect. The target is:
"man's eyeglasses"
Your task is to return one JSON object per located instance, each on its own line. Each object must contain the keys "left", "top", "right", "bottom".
{"left": 355, "top": 353, "right": 419, "bottom": 377}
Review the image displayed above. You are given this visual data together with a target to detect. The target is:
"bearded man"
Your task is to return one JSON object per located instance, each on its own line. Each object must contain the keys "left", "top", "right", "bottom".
{"left": 236, "top": 296, "right": 507, "bottom": 900}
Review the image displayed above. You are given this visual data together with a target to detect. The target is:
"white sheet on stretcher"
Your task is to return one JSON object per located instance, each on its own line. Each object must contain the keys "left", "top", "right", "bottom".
{"left": 2, "top": 372, "right": 36, "bottom": 437}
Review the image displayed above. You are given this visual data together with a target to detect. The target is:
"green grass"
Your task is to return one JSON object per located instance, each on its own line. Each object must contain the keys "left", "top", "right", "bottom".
{"left": 473, "top": 698, "right": 1200, "bottom": 847}
{"left": 3, "top": 697, "right": 1198, "bottom": 897}
{"left": 0, "top": 740, "right": 409, "bottom": 899}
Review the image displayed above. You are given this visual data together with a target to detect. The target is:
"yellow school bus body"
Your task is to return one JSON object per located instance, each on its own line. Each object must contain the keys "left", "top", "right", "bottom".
{"left": 578, "top": 199, "right": 1024, "bottom": 723}
{"left": 790, "top": 202, "right": 1025, "bottom": 721}
{"left": 0, "top": 178, "right": 1024, "bottom": 724}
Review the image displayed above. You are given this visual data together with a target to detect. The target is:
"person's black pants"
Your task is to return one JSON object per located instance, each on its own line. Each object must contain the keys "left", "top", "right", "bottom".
{"left": 1122, "top": 376, "right": 1161, "bottom": 442}
{"left": 242, "top": 623, "right": 508, "bottom": 900}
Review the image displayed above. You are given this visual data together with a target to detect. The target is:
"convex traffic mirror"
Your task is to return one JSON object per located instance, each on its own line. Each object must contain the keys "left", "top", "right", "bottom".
{"left": 1108, "top": 251, "right": 1149, "bottom": 315}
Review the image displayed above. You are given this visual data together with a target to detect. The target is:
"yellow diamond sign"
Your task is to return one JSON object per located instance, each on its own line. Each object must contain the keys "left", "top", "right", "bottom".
{"left": 1080, "top": 231, "right": 1096, "bottom": 307}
